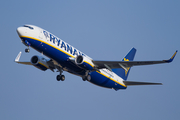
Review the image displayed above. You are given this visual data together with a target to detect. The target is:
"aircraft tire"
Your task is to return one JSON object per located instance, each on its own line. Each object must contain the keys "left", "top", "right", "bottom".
{"left": 56, "top": 75, "right": 61, "bottom": 81}
{"left": 82, "top": 76, "right": 86, "bottom": 81}
{"left": 25, "top": 48, "right": 30, "bottom": 53}
{"left": 60, "top": 75, "right": 65, "bottom": 81}
{"left": 87, "top": 75, "right": 91, "bottom": 81}
{"left": 82, "top": 75, "right": 91, "bottom": 81}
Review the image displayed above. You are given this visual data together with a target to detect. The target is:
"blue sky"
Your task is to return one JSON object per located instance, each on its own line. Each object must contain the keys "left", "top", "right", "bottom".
{"left": 0, "top": 0, "right": 180, "bottom": 120}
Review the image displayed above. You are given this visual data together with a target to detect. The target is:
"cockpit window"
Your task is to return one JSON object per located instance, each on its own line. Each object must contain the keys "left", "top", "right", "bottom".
{"left": 23, "top": 25, "right": 34, "bottom": 29}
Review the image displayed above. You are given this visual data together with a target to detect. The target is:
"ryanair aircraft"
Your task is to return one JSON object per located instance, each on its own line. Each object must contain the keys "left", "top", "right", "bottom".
{"left": 15, "top": 25, "right": 177, "bottom": 91}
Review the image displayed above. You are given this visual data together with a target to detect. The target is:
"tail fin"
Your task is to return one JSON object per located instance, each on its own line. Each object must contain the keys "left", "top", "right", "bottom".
{"left": 112, "top": 48, "right": 136, "bottom": 80}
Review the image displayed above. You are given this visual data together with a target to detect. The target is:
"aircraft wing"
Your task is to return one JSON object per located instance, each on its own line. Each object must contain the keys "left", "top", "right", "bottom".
{"left": 14, "top": 51, "right": 56, "bottom": 72}
{"left": 93, "top": 51, "right": 177, "bottom": 70}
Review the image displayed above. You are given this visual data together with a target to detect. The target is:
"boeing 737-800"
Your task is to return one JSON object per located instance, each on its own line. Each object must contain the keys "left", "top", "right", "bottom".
{"left": 15, "top": 25, "right": 177, "bottom": 91}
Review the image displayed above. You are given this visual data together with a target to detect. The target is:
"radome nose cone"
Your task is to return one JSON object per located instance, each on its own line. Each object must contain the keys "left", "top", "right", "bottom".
{"left": 16, "top": 27, "right": 24, "bottom": 36}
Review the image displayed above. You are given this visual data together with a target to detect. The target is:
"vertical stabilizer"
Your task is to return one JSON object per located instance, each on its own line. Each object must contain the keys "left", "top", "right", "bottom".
{"left": 112, "top": 48, "right": 136, "bottom": 80}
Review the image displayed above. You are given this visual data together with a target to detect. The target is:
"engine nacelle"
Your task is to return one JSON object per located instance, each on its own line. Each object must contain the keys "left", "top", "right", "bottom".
{"left": 75, "top": 55, "right": 95, "bottom": 71}
{"left": 31, "top": 55, "right": 49, "bottom": 71}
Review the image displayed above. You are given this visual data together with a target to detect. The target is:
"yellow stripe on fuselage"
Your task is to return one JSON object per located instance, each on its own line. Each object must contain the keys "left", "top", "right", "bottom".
{"left": 96, "top": 71, "right": 127, "bottom": 87}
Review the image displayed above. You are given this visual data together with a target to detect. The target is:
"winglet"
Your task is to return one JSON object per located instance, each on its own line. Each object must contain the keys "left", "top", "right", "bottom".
{"left": 15, "top": 51, "right": 22, "bottom": 62}
{"left": 165, "top": 50, "right": 178, "bottom": 63}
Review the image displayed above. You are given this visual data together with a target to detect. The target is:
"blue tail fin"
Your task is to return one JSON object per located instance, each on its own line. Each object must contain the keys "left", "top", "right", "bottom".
{"left": 112, "top": 48, "right": 136, "bottom": 80}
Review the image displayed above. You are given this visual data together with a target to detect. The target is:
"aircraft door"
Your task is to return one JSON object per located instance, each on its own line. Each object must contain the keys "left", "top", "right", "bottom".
{"left": 39, "top": 30, "right": 44, "bottom": 39}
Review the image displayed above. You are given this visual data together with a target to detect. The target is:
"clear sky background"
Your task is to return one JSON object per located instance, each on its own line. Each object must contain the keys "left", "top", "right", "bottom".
{"left": 0, "top": 0, "right": 179, "bottom": 120}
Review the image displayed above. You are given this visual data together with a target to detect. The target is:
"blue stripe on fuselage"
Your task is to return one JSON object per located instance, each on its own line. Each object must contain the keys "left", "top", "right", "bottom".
{"left": 20, "top": 36, "right": 127, "bottom": 90}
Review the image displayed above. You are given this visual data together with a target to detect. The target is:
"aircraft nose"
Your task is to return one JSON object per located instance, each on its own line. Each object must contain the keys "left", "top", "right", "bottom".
{"left": 17, "top": 27, "right": 25, "bottom": 37}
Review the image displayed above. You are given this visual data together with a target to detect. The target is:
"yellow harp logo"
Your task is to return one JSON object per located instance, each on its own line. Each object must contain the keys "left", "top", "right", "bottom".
{"left": 124, "top": 58, "right": 130, "bottom": 76}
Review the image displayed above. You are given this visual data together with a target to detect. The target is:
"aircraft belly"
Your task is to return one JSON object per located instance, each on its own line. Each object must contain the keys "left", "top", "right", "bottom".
{"left": 90, "top": 71, "right": 127, "bottom": 89}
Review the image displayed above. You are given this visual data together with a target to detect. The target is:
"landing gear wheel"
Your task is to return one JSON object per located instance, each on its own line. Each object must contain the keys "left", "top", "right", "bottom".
{"left": 56, "top": 75, "right": 65, "bottom": 81}
{"left": 25, "top": 48, "right": 30, "bottom": 53}
{"left": 82, "top": 75, "right": 91, "bottom": 81}
{"left": 56, "top": 75, "right": 61, "bottom": 81}
{"left": 87, "top": 75, "right": 91, "bottom": 81}
{"left": 60, "top": 75, "right": 65, "bottom": 81}
{"left": 82, "top": 76, "right": 86, "bottom": 81}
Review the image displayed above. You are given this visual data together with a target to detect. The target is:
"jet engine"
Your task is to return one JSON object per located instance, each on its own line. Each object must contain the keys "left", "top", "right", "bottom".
{"left": 75, "top": 55, "right": 95, "bottom": 70}
{"left": 31, "top": 55, "right": 49, "bottom": 71}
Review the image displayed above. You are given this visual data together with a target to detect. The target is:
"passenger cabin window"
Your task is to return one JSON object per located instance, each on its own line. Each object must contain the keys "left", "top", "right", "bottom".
{"left": 23, "top": 25, "right": 34, "bottom": 29}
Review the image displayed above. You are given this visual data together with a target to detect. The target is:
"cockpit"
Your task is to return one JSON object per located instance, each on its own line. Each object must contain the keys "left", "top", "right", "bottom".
{"left": 23, "top": 25, "right": 34, "bottom": 30}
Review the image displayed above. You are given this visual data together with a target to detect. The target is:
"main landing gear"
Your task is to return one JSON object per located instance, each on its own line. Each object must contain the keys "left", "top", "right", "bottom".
{"left": 24, "top": 40, "right": 30, "bottom": 53}
{"left": 82, "top": 74, "right": 91, "bottom": 81}
{"left": 82, "top": 71, "right": 91, "bottom": 81}
{"left": 56, "top": 75, "right": 65, "bottom": 81}
{"left": 56, "top": 68, "right": 65, "bottom": 81}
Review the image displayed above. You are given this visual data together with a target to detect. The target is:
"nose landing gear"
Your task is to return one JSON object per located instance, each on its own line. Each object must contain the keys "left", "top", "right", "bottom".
{"left": 25, "top": 47, "right": 30, "bottom": 53}
{"left": 24, "top": 40, "right": 31, "bottom": 53}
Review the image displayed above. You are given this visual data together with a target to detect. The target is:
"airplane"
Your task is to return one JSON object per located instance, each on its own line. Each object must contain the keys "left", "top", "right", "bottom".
{"left": 15, "top": 25, "right": 177, "bottom": 91}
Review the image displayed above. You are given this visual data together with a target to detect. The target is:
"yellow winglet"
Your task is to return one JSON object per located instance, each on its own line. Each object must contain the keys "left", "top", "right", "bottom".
{"left": 166, "top": 50, "right": 178, "bottom": 63}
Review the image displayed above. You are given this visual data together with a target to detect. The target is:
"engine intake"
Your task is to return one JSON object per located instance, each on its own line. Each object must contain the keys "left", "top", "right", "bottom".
{"left": 76, "top": 55, "right": 83, "bottom": 64}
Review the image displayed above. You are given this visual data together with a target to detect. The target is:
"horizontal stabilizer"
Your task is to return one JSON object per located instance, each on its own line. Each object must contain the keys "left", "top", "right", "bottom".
{"left": 123, "top": 81, "right": 162, "bottom": 86}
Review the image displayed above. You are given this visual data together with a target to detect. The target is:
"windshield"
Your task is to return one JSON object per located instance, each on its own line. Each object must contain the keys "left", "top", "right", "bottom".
{"left": 23, "top": 25, "right": 34, "bottom": 29}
